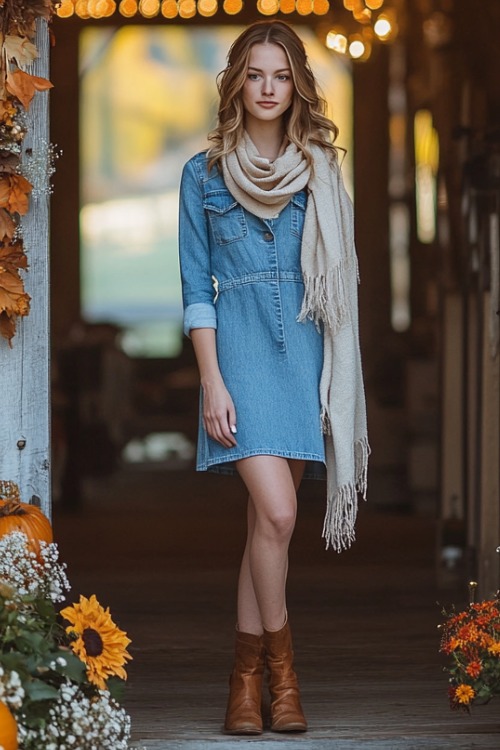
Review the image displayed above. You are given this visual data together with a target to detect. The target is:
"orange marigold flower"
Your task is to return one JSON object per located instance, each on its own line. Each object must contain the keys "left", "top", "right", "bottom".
{"left": 487, "top": 642, "right": 500, "bottom": 656}
{"left": 454, "top": 684, "right": 475, "bottom": 705}
{"left": 465, "top": 660, "right": 482, "bottom": 678}
{"left": 447, "top": 637, "right": 461, "bottom": 652}
{"left": 475, "top": 614, "right": 493, "bottom": 627}
{"left": 457, "top": 623, "right": 479, "bottom": 644}
{"left": 448, "top": 611, "right": 468, "bottom": 627}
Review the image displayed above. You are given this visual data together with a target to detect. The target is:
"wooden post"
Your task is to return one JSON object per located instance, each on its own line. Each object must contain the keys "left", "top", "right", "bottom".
{"left": 0, "top": 21, "right": 51, "bottom": 517}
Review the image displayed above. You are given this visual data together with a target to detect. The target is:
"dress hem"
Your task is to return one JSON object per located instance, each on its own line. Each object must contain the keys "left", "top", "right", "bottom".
{"left": 197, "top": 449, "right": 326, "bottom": 479}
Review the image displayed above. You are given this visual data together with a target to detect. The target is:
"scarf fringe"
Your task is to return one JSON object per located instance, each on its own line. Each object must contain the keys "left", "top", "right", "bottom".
{"left": 297, "top": 264, "right": 350, "bottom": 335}
{"left": 322, "top": 436, "right": 370, "bottom": 552}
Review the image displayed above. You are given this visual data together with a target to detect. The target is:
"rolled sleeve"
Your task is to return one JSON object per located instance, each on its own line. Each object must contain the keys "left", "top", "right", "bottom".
{"left": 178, "top": 157, "right": 218, "bottom": 338}
{"left": 183, "top": 302, "right": 217, "bottom": 337}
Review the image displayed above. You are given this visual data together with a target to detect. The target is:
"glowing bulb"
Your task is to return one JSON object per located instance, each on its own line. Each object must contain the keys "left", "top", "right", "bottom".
{"left": 223, "top": 0, "right": 242, "bottom": 12}
{"left": 374, "top": 16, "right": 392, "bottom": 39}
{"left": 75, "top": 0, "right": 90, "bottom": 16}
{"left": 257, "top": 0, "right": 279, "bottom": 14}
{"left": 179, "top": 0, "right": 196, "bottom": 15}
{"left": 119, "top": 0, "right": 137, "bottom": 15}
{"left": 198, "top": 0, "right": 217, "bottom": 13}
{"left": 349, "top": 40, "right": 365, "bottom": 59}
{"left": 280, "top": 0, "right": 295, "bottom": 12}
{"left": 97, "top": 0, "right": 115, "bottom": 15}
{"left": 366, "top": 0, "right": 383, "bottom": 8}
{"left": 87, "top": 0, "right": 102, "bottom": 14}
{"left": 313, "top": 0, "right": 329, "bottom": 14}
{"left": 296, "top": 0, "right": 312, "bottom": 14}
{"left": 353, "top": 7, "right": 371, "bottom": 22}
{"left": 56, "top": 0, "right": 75, "bottom": 16}
{"left": 326, "top": 31, "right": 348, "bottom": 54}
{"left": 139, "top": 0, "right": 160, "bottom": 13}
{"left": 161, "top": 0, "right": 178, "bottom": 16}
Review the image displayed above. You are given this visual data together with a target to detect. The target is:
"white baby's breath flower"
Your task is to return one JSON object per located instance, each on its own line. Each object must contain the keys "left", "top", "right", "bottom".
{"left": 0, "top": 668, "right": 25, "bottom": 709}
{"left": 0, "top": 531, "right": 70, "bottom": 603}
{"left": 16, "top": 679, "right": 131, "bottom": 750}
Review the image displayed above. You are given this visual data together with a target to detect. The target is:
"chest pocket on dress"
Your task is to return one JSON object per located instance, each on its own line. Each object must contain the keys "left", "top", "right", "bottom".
{"left": 290, "top": 191, "right": 307, "bottom": 238}
{"left": 204, "top": 190, "right": 248, "bottom": 246}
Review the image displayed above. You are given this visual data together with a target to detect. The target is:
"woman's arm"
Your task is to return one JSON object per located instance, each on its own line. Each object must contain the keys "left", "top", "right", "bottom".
{"left": 191, "top": 328, "right": 237, "bottom": 449}
{"left": 178, "top": 158, "right": 236, "bottom": 448}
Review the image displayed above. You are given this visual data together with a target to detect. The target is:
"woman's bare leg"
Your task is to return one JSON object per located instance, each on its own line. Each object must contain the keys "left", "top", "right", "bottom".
{"left": 236, "top": 457, "right": 306, "bottom": 634}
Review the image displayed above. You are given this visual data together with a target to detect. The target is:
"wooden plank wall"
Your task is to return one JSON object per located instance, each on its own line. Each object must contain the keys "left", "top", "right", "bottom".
{"left": 0, "top": 21, "right": 51, "bottom": 517}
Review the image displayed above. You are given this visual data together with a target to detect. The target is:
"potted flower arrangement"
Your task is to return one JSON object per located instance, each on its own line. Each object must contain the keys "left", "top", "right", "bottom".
{"left": 440, "top": 585, "right": 500, "bottom": 711}
{"left": 0, "top": 483, "right": 132, "bottom": 749}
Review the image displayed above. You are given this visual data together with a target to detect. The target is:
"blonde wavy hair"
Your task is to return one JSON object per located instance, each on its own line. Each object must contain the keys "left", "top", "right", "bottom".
{"left": 207, "top": 21, "right": 339, "bottom": 171}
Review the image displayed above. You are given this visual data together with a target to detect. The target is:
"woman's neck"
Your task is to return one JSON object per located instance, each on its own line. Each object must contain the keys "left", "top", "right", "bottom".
{"left": 244, "top": 119, "right": 285, "bottom": 162}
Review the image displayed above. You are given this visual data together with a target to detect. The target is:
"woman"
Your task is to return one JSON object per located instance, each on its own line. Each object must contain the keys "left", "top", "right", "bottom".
{"left": 178, "top": 21, "right": 369, "bottom": 735}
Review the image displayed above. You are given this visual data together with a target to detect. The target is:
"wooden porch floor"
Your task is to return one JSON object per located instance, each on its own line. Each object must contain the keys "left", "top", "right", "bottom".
{"left": 54, "top": 469, "right": 500, "bottom": 749}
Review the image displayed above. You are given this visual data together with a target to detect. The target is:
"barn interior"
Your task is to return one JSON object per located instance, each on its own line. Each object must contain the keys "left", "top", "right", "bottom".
{"left": 42, "top": 0, "right": 500, "bottom": 745}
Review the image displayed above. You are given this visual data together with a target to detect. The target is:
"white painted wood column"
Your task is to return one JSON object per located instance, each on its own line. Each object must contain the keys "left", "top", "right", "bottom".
{"left": 0, "top": 20, "right": 51, "bottom": 517}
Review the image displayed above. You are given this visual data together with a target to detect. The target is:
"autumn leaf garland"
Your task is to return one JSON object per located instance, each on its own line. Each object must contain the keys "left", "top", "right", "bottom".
{"left": 0, "top": 0, "right": 55, "bottom": 344}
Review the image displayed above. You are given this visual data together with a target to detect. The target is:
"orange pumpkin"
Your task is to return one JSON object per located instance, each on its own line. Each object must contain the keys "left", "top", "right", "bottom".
{"left": 0, "top": 482, "right": 52, "bottom": 554}
{"left": 0, "top": 701, "right": 18, "bottom": 750}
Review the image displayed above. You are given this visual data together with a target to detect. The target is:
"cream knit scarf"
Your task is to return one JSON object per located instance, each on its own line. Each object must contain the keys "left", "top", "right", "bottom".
{"left": 222, "top": 133, "right": 370, "bottom": 552}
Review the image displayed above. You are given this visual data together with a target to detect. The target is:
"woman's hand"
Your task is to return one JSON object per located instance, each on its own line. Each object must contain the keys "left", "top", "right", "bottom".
{"left": 190, "top": 328, "right": 237, "bottom": 448}
{"left": 202, "top": 378, "right": 237, "bottom": 448}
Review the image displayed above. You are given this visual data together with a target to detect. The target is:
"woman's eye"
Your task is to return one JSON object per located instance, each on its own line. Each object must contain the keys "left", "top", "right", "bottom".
{"left": 277, "top": 75, "right": 290, "bottom": 81}
{"left": 248, "top": 73, "right": 260, "bottom": 81}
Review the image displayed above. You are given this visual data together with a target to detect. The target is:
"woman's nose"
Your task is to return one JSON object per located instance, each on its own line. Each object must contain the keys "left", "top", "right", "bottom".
{"left": 262, "top": 77, "right": 275, "bottom": 96}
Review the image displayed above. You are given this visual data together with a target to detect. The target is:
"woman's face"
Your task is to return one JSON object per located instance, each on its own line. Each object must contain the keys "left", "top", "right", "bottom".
{"left": 242, "top": 43, "right": 294, "bottom": 128}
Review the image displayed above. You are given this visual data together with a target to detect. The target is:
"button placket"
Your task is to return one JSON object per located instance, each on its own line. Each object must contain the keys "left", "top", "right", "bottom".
{"left": 262, "top": 220, "right": 286, "bottom": 354}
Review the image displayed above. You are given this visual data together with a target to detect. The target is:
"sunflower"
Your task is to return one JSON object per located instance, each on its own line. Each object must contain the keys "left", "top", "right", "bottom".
{"left": 60, "top": 594, "right": 132, "bottom": 690}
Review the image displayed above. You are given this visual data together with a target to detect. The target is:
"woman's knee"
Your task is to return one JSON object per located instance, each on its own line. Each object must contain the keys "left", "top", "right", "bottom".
{"left": 256, "top": 502, "right": 297, "bottom": 541}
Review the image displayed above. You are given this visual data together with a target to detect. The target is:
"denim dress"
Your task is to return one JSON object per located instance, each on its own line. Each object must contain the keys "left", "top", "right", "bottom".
{"left": 179, "top": 151, "right": 326, "bottom": 476}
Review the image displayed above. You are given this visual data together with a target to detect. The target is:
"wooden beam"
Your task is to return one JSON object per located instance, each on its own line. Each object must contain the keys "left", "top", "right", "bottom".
{"left": 0, "top": 21, "right": 51, "bottom": 516}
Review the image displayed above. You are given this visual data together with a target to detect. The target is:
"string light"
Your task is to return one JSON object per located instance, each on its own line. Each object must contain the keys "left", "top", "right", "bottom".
{"left": 161, "top": 0, "right": 178, "bottom": 16}
{"left": 349, "top": 37, "right": 365, "bottom": 59}
{"left": 100, "top": 0, "right": 117, "bottom": 16}
{"left": 56, "top": 0, "right": 75, "bottom": 16}
{"left": 178, "top": 0, "right": 196, "bottom": 16}
{"left": 139, "top": 0, "right": 160, "bottom": 15}
{"left": 75, "top": 0, "right": 90, "bottom": 17}
{"left": 119, "top": 0, "right": 138, "bottom": 16}
{"left": 256, "top": 0, "right": 279, "bottom": 15}
{"left": 374, "top": 14, "right": 394, "bottom": 40}
{"left": 353, "top": 7, "right": 371, "bottom": 22}
{"left": 313, "top": 0, "right": 329, "bottom": 15}
{"left": 87, "top": 0, "right": 100, "bottom": 16}
{"left": 223, "top": 0, "right": 243, "bottom": 13}
{"left": 198, "top": 0, "right": 218, "bottom": 15}
{"left": 326, "top": 30, "right": 348, "bottom": 54}
{"left": 296, "top": 0, "right": 313, "bottom": 15}
{"left": 58, "top": 0, "right": 398, "bottom": 48}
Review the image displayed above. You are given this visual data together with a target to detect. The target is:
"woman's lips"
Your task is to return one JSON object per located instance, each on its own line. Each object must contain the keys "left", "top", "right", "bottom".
{"left": 257, "top": 102, "right": 278, "bottom": 108}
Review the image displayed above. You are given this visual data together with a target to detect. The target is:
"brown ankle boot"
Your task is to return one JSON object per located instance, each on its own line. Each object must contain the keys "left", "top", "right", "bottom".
{"left": 263, "top": 620, "right": 307, "bottom": 732}
{"left": 224, "top": 630, "right": 265, "bottom": 735}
